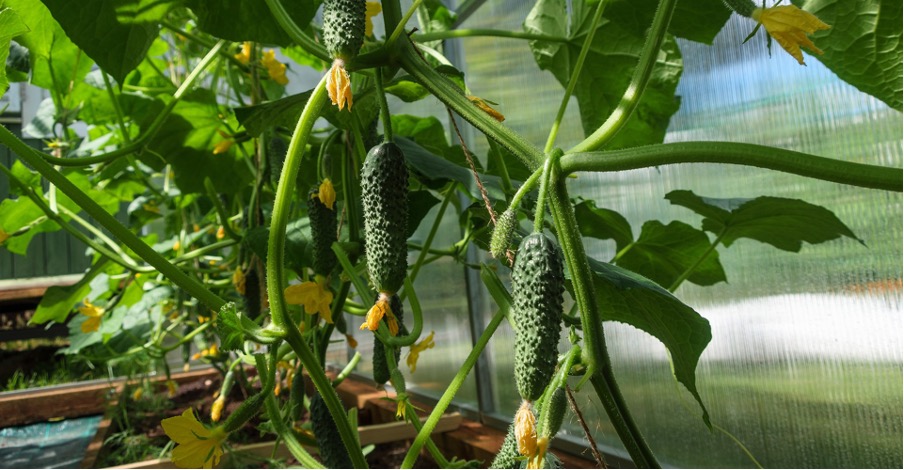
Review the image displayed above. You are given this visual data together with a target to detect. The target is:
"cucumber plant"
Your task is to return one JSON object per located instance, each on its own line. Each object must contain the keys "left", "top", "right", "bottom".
{"left": 0, "top": 0, "right": 900, "bottom": 469}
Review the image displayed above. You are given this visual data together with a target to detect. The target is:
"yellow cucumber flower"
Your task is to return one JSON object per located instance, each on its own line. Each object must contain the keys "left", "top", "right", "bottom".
{"left": 752, "top": 5, "right": 830, "bottom": 65}
{"left": 234, "top": 42, "right": 252, "bottom": 65}
{"left": 131, "top": 387, "right": 144, "bottom": 401}
{"left": 316, "top": 178, "right": 337, "bottom": 210}
{"left": 261, "top": 49, "right": 289, "bottom": 85}
{"left": 166, "top": 380, "right": 179, "bottom": 398}
{"left": 191, "top": 344, "right": 218, "bottom": 361}
{"left": 365, "top": 2, "right": 382, "bottom": 37}
{"left": 360, "top": 292, "right": 391, "bottom": 332}
{"left": 527, "top": 436, "right": 549, "bottom": 469}
{"left": 78, "top": 298, "right": 104, "bottom": 333}
{"left": 327, "top": 59, "right": 353, "bottom": 111}
{"left": 161, "top": 408, "right": 227, "bottom": 469}
{"left": 284, "top": 277, "right": 335, "bottom": 323}
{"left": 395, "top": 393, "right": 409, "bottom": 420}
{"left": 514, "top": 401, "right": 538, "bottom": 457}
{"left": 406, "top": 331, "right": 435, "bottom": 373}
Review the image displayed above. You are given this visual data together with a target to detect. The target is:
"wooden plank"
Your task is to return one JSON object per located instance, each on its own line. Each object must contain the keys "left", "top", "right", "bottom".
{"left": 104, "top": 413, "right": 463, "bottom": 469}
{"left": 0, "top": 368, "right": 221, "bottom": 428}
{"left": 0, "top": 323, "right": 68, "bottom": 342}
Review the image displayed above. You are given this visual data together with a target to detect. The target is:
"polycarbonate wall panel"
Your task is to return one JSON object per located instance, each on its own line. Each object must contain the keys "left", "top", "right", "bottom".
{"left": 456, "top": 1, "right": 902, "bottom": 468}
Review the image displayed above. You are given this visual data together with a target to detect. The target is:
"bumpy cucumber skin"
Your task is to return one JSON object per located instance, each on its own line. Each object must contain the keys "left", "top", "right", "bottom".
{"left": 490, "top": 209, "right": 517, "bottom": 260}
{"left": 361, "top": 143, "right": 408, "bottom": 294}
{"left": 490, "top": 424, "right": 522, "bottom": 469}
{"left": 512, "top": 233, "right": 564, "bottom": 402}
{"left": 308, "top": 186, "right": 339, "bottom": 276}
{"left": 310, "top": 391, "right": 353, "bottom": 468}
{"left": 372, "top": 294, "right": 407, "bottom": 385}
{"left": 322, "top": 0, "right": 366, "bottom": 61}
{"left": 540, "top": 387, "right": 567, "bottom": 439}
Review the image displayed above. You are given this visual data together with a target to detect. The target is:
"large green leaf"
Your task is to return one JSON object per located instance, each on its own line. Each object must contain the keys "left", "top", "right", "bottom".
{"left": 583, "top": 257, "right": 712, "bottom": 427}
{"left": 616, "top": 220, "right": 726, "bottom": 288}
{"left": 666, "top": 190, "right": 861, "bottom": 252}
{"left": 793, "top": 0, "right": 902, "bottom": 111}
{"left": 1, "top": 0, "right": 94, "bottom": 94}
{"left": 573, "top": 199, "right": 633, "bottom": 252}
{"left": 31, "top": 261, "right": 106, "bottom": 324}
{"left": 395, "top": 137, "right": 507, "bottom": 202}
{"left": 0, "top": 7, "right": 28, "bottom": 95}
{"left": 40, "top": 0, "right": 173, "bottom": 83}
{"left": 136, "top": 89, "right": 253, "bottom": 194}
{"left": 185, "top": 0, "right": 320, "bottom": 46}
{"left": 524, "top": 0, "right": 683, "bottom": 148}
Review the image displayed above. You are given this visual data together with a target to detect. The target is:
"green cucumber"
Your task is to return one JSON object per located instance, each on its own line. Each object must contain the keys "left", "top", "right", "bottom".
{"left": 490, "top": 424, "right": 522, "bottom": 469}
{"left": 322, "top": 0, "right": 367, "bottom": 62}
{"left": 490, "top": 209, "right": 517, "bottom": 260}
{"left": 310, "top": 390, "right": 354, "bottom": 468}
{"left": 512, "top": 233, "right": 564, "bottom": 402}
{"left": 308, "top": 185, "right": 339, "bottom": 276}
{"left": 361, "top": 142, "right": 408, "bottom": 295}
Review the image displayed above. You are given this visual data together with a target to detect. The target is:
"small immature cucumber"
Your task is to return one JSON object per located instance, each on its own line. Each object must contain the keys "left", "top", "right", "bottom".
{"left": 490, "top": 209, "right": 517, "bottom": 260}
{"left": 512, "top": 233, "right": 564, "bottom": 402}
{"left": 361, "top": 142, "right": 409, "bottom": 295}
{"left": 538, "top": 387, "right": 567, "bottom": 440}
{"left": 372, "top": 294, "right": 407, "bottom": 385}
{"left": 243, "top": 268, "right": 261, "bottom": 320}
{"left": 310, "top": 390, "right": 354, "bottom": 468}
{"left": 490, "top": 424, "right": 521, "bottom": 469}
{"left": 308, "top": 186, "right": 339, "bottom": 276}
{"left": 322, "top": 0, "right": 367, "bottom": 62}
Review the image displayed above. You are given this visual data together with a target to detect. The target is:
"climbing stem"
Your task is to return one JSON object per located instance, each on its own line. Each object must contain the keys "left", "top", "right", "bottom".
{"left": 533, "top": 150, "right": 562, "bottom": 232}
{"left": 263, "top": 0, "right": 330, "bottom": 62}
{"left": 400, "top": 284, "right": 507, "bottom": 468}
{"left": 204, "top": 178, "right": 240, "bottom": 241}
{"left": 569, "top": 0, "right": 677, "bottom": 153}
{"left": 546, "top": 163, "right": 659, "bottom": 468}
{"left": 264, "top": 76, "right": 368, "bottom": 468}
{"left": 560, "top": 142, "right": 903, "bottom": 192}
{"left": 386, "top": 0, "right": 423, "bottom": 48}
{"left": 544, "top": 0, "right": 607, "bottom": 153}
{"left": 413, "top": 29, "right": 568, "bottom": 43}
{"left": 259, "top": 356, "right": 324, "bottom": 469}
{"left": 509, "top": 167, "right": 543, "bottom": 212}
{"left": 373, "top": 68, "right": 394, "bottom": 142}
{"left": 397, "top": 41, "right": 544, "bottom": 169}
{"left": 0, "top": 125, "right": 227, "bottom": 311}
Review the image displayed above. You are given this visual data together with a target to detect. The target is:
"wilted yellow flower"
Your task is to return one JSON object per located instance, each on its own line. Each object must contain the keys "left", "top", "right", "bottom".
{"left": 327, "top": 59, "right": 353, "bottom": 111}
{"left": 365, "top": 1, "right": 382, "bottom": 37}
{"left": 210, "top": 396, "right": 225, "bottom": 422}
{"left": 261, "top": 49, "right": 289, "bottom": 85}
{"left": 234, "top": 42, "right": 252, "bottom": 65}
{"left": 316, "top": 178, "right": 337, "bottom": 210}
{"left": 0, "top": 228, "right": 8, "bottom": 244}
{"left": 514, "top": 401, "right": 538, "bottom": 457}
{"left": 161, "top": 408, "right": 227, "bottom": 469}
{"left": 527, "top": 437, "right": 549, "bottom": 469}
{"left": 406, "top": 331, "right": 435, "bottom": 373}
{"left": 216, "top": 226, "right": 225, "bottom": 240}
{"left": 360, "top": 295, "right": 388, "bottom": 331}
{"left": 233, "top": 268, "right": 246, "bottom": 295}
{"left": 78, "top": 298, "right": 104, "bottom": 333}
{"left": 191, "top": 344, "right": 218, "bottom": 361}
{"left": 395, "top": 395, "right": 408, "bottom": 420}
{"left": 467, "top": 95, "right": 505, "bottom": 122}
{"left": 346, "top": 334, "right": 358, "bottom": 349}
{"left": 284, "top": 277, "right": 334, "bottom": 323}
{"left": 132, "top": 387, "right": 144, "bottom": 401}
{"left": 752, "top": 5, "right": 830, "bottom": 65}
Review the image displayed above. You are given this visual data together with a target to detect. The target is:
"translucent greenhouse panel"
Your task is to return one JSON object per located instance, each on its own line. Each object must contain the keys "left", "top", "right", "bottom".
{"left": 456, "top": 1, "right": 902, "bottom": 468}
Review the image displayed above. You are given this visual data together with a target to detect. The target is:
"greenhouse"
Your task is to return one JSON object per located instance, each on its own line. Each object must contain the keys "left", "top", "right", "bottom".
{"left": 0, "top": 0, "right": 900, "bottom": 468}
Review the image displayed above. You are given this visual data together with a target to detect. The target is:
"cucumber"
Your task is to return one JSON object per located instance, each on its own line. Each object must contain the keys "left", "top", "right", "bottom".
{"left": 512, "top": 233, "right": 564, "bottom": 402}
{"left": 361, "top": 142, "right": 408, "bottom": 295}
{"left": 490, "top": 209, "right": 517, "bottom": 260}
{"left": 372, "top": 294, "right": 407, "bottom": 385}
{"left": 308, "top": 185, "right": 339, "bottom": 276}
{"left": 490, "top": 424, "right": 522, "bottom": 469}
{"left": 310, "top": 391, "right": 354, "bottom": 468}
{"left": 322, "top": 0, "right": 367, "bottom": 62}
